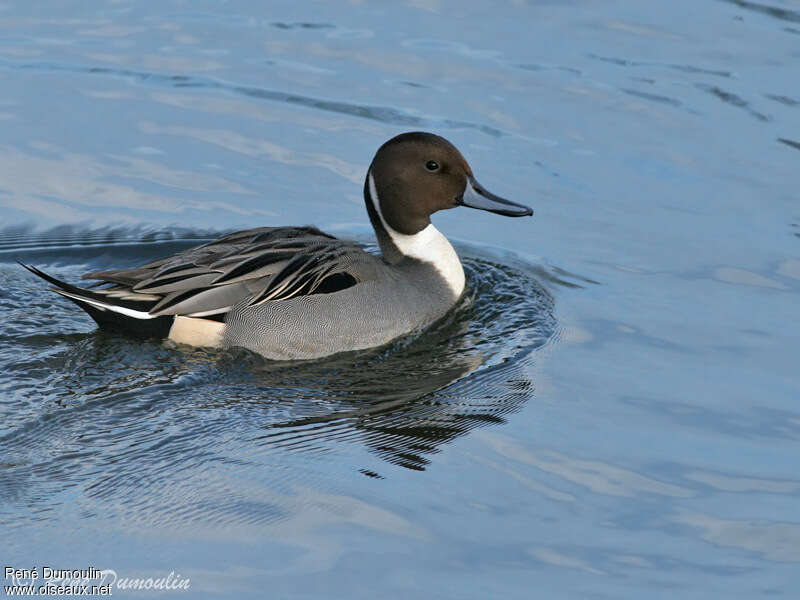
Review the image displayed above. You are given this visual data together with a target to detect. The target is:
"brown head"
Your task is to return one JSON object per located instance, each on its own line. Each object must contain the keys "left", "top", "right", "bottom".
{"left": 365, "top": 132, "right": 532, "bottom": 237}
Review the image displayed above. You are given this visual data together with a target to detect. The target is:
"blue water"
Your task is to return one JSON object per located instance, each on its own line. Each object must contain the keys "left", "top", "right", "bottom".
{"left": 1, "top": 1, "right": 799, "bottom": 598}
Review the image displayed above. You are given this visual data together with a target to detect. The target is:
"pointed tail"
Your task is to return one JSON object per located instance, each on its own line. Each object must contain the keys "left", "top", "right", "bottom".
{"left": 19, "top": 262, "right": 174, "bottom": 338}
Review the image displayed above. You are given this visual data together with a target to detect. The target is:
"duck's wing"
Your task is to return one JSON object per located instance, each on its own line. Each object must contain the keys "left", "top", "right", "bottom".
{"left": 77, "top": 226, "right": 374, "bottom": 318}
{"left": 15, "top": 227, "right": 374, "bottom": 334}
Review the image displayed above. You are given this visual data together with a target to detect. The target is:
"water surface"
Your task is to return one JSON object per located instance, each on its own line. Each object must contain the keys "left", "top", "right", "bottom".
{"left": 1, "top": 1, "right": 799, "bottom": 598}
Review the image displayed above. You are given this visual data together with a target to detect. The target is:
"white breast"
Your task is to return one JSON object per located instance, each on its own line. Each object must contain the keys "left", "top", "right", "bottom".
{"left": 369, "top": 173, "right": 465, "bottom": 297}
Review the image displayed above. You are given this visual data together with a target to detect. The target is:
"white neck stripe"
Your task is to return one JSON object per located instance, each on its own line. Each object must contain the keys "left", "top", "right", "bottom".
{"left": 368, "top": 172, "right": 465, "bottom": 297}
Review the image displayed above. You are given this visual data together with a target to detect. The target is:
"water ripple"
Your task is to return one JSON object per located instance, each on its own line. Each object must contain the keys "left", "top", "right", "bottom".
{"left": 0, "top": 58, "right": 506, "bottom": 137}
{"left": 695, "top": 83, "right": 770, "bottom": 121}
{"left": 720, "top": 0, "right": 800, "bottom": 23}
{"left": 778, "top": 137, "right": 800, "bottom": 151}
{"left": 586, "top": 53, "right": 734, "bottom": 78}
{"left": 0, "top": 237, "right": 556, "bottom": 527}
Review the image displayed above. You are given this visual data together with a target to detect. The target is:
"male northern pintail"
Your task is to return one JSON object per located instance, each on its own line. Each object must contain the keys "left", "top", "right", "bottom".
{"left": 22, "top": 132, "right": 533, "bottom": 360}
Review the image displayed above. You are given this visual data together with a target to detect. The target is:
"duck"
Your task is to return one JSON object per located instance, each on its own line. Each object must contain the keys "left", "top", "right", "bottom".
{"left": 21, "top": 132, "right": 533, "bottom": 360}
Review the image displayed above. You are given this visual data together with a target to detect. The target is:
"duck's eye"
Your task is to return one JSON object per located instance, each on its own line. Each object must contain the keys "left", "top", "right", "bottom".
{"left": 425, "top": 160, "right": 440, "bottom": 172}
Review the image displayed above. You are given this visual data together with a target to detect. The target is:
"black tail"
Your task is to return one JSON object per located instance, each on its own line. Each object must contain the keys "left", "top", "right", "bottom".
{"left": 19, "top": 262, "right": 174, "bottom": 339}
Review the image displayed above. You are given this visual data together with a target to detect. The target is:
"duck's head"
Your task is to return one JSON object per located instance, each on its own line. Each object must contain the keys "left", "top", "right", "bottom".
{"left": 365, "top": 131, "right": 532, "bottom": 240}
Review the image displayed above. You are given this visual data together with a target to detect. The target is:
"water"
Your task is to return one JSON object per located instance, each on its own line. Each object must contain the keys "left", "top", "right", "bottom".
{"left": 1, "top": 1, "right": 798, "bottom": 598}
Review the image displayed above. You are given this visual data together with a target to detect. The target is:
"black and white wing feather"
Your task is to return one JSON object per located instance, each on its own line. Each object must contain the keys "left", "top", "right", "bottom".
{"left": 23, "top": 227, "right": 373, "bottom": 330}
{"left": 85, "top": 226, "right": 368, "bottom": 316}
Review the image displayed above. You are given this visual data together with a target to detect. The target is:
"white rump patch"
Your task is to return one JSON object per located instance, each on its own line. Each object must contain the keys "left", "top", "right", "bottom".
{"left": 168, "top": 316, "right": 225, "bottom": 348}
{"left": 368, "top": 172, "right": 465, "bottom": 297}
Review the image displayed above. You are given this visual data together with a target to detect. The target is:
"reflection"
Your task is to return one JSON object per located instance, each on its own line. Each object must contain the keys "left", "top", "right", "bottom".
{"left": 480, "top": 432, "right": 692, "bottom": 498}
{"left": 714, "top": 266, "right": 786, "bottom": 289}
{"left": 685, "top": 469, "right": 800, "bottom": 493}
{"left": 198, "top": 255, "right": 555, "bottom": 471}
{"left": 1, "top": 242, "right": 555, "bottom": 528}
{"left": 621, "top": 395, "right": 800, "bottom": 441}
{"left": 529, "top": 547, "right": 605, "bottom": 575}
{"left": 0, "top": 144, "right": 262, "bottom": 224}
{"left": 139, "top": 121, "right": 364, "bottom": 183}
{"left": 241, "top": 347, "right": 496, "bottom": 471}
{"left": 469, "top": 453, "right": 575, "bottom": 502}
{"left": 674, "top": 510, "right": 800, "bottom": 562}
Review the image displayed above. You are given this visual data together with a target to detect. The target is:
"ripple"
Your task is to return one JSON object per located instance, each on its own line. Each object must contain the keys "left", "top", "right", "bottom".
{"left": 0, "top": 224, "right": 218, "bottom": 253}
{"left": 271, "top": 22, "right": 335, "bottom": 31}
{"left": 778, "top": 137, "right": 800, "bottom": 151}
{"left": 621, "top": 88, "right": 682, "bottom": 107}
{"left": 586, "top": 53, "right": 734, "bottom": 78}
{"left": 0, "top": 58, "right": 506, "bottom": 137}
{"left": 721, "top": 0, "right": 800, "bottom": 23}
{"left": 0, "top": 237, "right": 556, "bottom": 527}
{"left": 765, "top": 93, "right": 798, "bottom": 106}
{"left": 695, "top": 84, "right": 769, "bottom": 121}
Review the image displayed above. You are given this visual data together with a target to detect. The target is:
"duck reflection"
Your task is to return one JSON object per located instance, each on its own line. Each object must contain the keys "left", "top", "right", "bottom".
{"left": 1, "top": 252, "right": 555, "bottom": 533}
{"left": 203, "top": 258, "right": 555, "bottom": 471}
